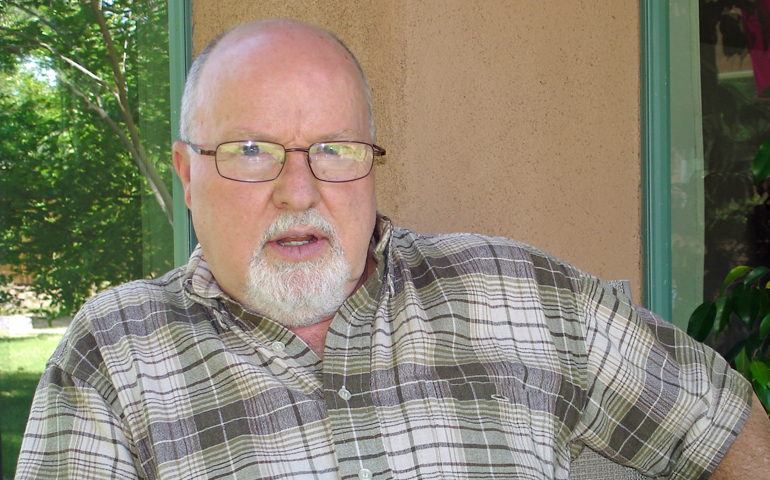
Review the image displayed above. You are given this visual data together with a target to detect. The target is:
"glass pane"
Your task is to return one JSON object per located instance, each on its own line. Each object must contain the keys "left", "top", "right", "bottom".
{"left": 136, "top": 2, "right": 174, "bottom": 278}
{"left": 0, "top": 2, "right": 172, "bottom": 477}
{"left": 699, "top": 3, "right": 770, "bottom": 316}
{"left": 671, "top": 0, "right": 770, "bottom": 341}
{"left": 0, "top": 2, "right": 173, "bottom": 318}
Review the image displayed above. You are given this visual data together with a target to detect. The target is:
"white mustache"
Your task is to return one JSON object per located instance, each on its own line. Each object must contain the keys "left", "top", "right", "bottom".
{"left": 261, "top": 209, "right": 337, "bottom": 246}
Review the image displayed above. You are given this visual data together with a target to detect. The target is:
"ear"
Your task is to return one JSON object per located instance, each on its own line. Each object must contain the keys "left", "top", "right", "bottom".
{"left": 173, "top": 140, "right": 193, "bottom": 209}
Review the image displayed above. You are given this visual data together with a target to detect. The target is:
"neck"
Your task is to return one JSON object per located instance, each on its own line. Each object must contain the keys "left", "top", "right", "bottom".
{"left": 290, "top": 316, "right": 334, "bottom": 358}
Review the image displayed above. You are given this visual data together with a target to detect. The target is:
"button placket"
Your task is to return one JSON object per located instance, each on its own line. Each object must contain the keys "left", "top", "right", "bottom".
{"left": 323, "top": 259, "right": 392, "bottom": 480}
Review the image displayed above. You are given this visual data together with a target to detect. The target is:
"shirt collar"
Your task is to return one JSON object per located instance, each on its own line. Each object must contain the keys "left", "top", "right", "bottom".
{"left": 183, "top": 244, "right": 226, "bottom": 302}
{"left": 372, "top": 211, "right": 393, "bottom": 263}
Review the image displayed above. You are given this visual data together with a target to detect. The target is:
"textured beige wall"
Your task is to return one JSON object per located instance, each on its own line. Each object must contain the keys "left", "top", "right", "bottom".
{"left": 191, "top": 0, "right": 642, "bottom": 300}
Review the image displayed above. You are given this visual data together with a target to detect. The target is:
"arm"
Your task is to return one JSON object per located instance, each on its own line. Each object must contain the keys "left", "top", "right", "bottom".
{"left": 577, "top": 279, "right": 758, "bottom": 478}
{"left": 711, "top": 394, "right": 770, "bottom": 480}
{"left": 15, "top": 363, "right": 140, "bottom": 479}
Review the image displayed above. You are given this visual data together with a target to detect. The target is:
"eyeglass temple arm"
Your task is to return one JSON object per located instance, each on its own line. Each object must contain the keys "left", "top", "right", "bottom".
{"left": 185, "top": 142, "right": 217, "bottom": 157}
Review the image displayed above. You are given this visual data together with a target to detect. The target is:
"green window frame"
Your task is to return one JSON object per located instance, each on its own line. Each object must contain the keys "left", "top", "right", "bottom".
{"left": 641, "top": 0, "right": 673, "bottom": 322}
{"left": 169, "top": 0, "right": 195, "bottom": 267}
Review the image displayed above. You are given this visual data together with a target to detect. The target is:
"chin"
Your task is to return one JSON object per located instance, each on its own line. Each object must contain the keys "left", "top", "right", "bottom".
{"left": 244, "top": 246, "right": 351, "bottom": 328}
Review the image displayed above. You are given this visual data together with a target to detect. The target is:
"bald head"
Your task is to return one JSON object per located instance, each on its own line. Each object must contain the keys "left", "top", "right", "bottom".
{"left": 171, "top": 19, "right": 379, "bottom": 326}
{"left": 179, "top": 19, "right": 374, "bottom": 143}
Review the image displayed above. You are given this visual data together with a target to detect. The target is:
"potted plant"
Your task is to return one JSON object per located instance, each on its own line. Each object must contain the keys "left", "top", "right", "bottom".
{"left": 687, "top": 137, "right": 770, "bottom": 414}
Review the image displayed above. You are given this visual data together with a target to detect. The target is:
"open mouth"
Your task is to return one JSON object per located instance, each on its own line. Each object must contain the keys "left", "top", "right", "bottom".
{"left": 276, "top": 235, "right": 318, "bottom": 247}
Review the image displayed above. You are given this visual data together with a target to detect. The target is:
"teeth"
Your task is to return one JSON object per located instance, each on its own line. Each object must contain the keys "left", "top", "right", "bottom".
{"left": 279, "top": 240, "right": 311, "bottom": 246}
{"left": 277, "top": 236, "right": 316, "bottom": 246}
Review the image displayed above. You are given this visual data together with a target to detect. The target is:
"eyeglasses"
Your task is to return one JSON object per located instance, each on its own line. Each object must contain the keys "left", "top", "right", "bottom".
{"left": 185, "top": 140, "right": 386, "bottom": 183}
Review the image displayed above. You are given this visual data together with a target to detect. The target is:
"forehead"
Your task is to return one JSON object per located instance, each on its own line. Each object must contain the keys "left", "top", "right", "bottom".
{"left": 193, "top": 26, "right": 370, "bottom": 142}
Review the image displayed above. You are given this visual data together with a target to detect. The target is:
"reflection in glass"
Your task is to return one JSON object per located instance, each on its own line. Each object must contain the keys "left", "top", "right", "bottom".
{"left": 697, "top": 0, "right": 770, "bottom": 350}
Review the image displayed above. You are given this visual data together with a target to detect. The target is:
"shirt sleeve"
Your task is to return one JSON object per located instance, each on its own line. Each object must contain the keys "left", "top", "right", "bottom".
{"left": 575, "top": 276, "right": 752, "bottom": 480}
{"left": 15, "top": 326, "right": 141, "bottom": 479}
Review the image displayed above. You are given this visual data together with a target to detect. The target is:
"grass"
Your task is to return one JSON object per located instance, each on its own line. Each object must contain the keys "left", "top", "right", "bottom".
{"left": 0, "top": 333, "right": 63, "bottom": 480}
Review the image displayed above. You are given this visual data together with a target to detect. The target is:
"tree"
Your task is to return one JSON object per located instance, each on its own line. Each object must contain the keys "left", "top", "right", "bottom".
{"left": 0, "top": 0, "right": 173, "bottom": 317}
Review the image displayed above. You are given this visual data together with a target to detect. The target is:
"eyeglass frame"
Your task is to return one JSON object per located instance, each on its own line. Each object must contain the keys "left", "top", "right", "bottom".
{"left": 184, "top": 140, "right": 386, "bottom": 183}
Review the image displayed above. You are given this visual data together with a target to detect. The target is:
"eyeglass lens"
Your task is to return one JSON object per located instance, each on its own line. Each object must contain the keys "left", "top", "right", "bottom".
{"left": 214, "top": 141, "right": 373, "bottom": 182}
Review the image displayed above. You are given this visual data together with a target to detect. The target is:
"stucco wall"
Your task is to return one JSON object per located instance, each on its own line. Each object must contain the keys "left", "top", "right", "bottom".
{"left": 191, "top": 0, "right": 643, "bottom": 301}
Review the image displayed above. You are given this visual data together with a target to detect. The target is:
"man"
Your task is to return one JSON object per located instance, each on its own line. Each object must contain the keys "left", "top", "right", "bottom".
{"left": 16, "top": 19, "right": 770, "bottom": 480}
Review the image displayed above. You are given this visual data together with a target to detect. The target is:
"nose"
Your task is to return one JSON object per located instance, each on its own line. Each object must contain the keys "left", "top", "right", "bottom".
{"left": 271, "top": 150, "right": 321, "bottom": 210}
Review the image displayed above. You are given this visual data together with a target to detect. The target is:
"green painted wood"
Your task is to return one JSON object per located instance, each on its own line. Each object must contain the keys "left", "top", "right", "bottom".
{"left": 640, "top": 0, "right": 673, "bottom": 321}
{"left": 169, "top": 0, "right": 194, "bottom": 267}
{"left": 668, "top": 0, "right": 705, "bottom": 330}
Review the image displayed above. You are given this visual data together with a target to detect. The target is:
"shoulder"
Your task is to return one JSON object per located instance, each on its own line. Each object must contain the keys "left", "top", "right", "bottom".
{"left": 76, "top": 265, "right": 189, "bottom": 325}
{"left": 48, "top": 266, "right": 197, "bottom": 377}
{"left": 388, "top": 226, "right": 585, "bottom": 292}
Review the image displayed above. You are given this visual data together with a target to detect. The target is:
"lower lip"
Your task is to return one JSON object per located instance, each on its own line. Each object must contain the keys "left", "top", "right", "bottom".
{"left": 264, "top": 237, "right": 329, "bottom": 261}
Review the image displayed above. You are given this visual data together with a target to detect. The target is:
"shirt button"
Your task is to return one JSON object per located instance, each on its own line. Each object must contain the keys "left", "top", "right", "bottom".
{"left": 358, "top": 468, "right": 372, "bottom": 480}
{"left": 271, "top": 341, "right": 285, "bottom": 353}
{"left": 338, "top": 387, "right": 352, "bottom": 401}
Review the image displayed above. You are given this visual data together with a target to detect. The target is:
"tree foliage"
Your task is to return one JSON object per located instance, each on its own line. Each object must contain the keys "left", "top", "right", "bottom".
{"left": 0, "top": 0, "right": 173, "bottom": 317}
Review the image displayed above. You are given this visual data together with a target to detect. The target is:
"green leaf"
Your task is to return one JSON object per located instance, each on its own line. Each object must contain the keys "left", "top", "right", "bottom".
{"left": 736, "top": 347, "right": 750, "bottom": 374}
{"left": 732, "top": 284, "right": 751, "bottom": 326}
{"left": 745, "top": 333, "right": 764, "bottom": 358}
{"left": 713, "top": 296, "right": 733, "bottom": 340}
{"left": 753, "top": 137, "right": 770, "bottom": 185}
{"left": 750, "top": 361, "right": 770, "bottom": 386}
{"left": 732, "top": 284, "right": 764, "bottom": 327}
{"left": 752, "top": 381, "right": 770, "bottom": 412}
{"left": 744, "top": 266, "right": 770, "bottom": 286}
{"left": 720, "top": 266, "right": 752, "bottom": 296}
{"left": 687, "top": 301, "right": 717, "bottom": 343}
{"left": 725, "top": 339, "right": 747, "bottom": 364}
{"left": 760, "top": 313, "right": 770, "bottom": 339}
{"left": 759, "top": 286, "right": 770, "bottom": 319}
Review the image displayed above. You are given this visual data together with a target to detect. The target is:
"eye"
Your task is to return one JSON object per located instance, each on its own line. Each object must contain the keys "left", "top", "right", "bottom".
{"left": 322, "top": 144, "right": 342, "bottom": 155}
{"left": 241, "top": 143, "right": 262, "bottom": 156}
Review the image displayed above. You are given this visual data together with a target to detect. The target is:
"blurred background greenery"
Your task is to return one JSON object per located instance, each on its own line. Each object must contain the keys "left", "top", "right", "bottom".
{"left": 0, "top": 1, "right": 173, "bottom": 476}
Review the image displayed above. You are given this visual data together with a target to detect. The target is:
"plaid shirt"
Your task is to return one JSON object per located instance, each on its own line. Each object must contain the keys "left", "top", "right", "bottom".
{"left": 17, "top": 215, "right": 751, "bottom": 480}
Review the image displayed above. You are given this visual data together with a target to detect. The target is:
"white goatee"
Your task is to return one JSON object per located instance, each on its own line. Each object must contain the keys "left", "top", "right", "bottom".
{"left": 244, "top": 209, "right": 351, "bottom": 328}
